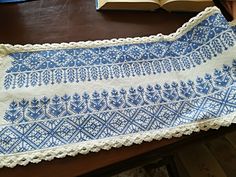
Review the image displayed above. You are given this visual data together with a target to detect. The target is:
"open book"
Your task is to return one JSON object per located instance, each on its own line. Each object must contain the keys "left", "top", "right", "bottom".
{"left": 96, "top": 0, "right": 214, "bottom": 12}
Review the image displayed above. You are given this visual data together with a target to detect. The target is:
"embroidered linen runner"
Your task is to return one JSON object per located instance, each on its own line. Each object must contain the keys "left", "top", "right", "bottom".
{"left": 0, "top": 6, "right": 236, "bottom": 168}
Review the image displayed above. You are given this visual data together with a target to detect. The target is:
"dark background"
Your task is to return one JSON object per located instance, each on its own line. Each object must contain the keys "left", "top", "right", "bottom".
{"left": 0, "top": 0, "right": 197, "bottom": 44}
{"left": 0, "top": 1, "right": 234, "bottom": 177}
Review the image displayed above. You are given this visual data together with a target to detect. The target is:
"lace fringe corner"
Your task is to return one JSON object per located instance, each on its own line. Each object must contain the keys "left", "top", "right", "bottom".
{"left": 230, "top": 19, "right": 236, "bottom": 27}
{"left": 0, "top": 44, "right": 9, "bottom": 58}
{"left": 0, "top": 112, "right": 235, "bottom": 168}
{"left": 0, "top": 6, "right": 220, "bottom": 56}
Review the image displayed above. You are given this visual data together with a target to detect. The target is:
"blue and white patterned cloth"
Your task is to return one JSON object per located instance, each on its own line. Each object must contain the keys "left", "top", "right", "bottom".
{"left": 0, "top": 7, "right": 236, "bottom": 168}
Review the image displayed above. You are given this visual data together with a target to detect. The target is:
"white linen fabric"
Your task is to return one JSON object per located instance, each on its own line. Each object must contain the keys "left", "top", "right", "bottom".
{"left": 0, "top": 6, "right": 236, "bottom": 168}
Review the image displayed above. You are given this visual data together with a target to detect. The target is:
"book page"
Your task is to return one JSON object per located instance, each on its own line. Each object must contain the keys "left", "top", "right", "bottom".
{"left": 160, "top": 0, "right": 214, "bottom": 12}
{"left": 160, "top": 0, "right": 212, "bottom": 6}
{"left": 98, "top": 0, "right": 161, "bottom": 10}
{"left": 104, "top": 0, "right": 159, "bottom": 3}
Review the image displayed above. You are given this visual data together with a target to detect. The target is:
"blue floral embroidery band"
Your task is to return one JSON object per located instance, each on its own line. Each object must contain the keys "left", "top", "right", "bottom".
{"left": 0, "top": 7, "right": 236, "bottom": 168}
{"left": 3, "top": 13, "right": 236, "bottom": 90}
{"left": 3, "top": 61, "right": 236, "bottom": 124}
{"left": 1, "top": 85, "right": 236, "bottom": 154}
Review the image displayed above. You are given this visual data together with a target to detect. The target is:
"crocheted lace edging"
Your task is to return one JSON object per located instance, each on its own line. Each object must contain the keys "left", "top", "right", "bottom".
{"left": 0, "top": 6, "right": 220, "bottom": 57}
{"left": 0, "top": 112, "right": 235, "bottom": 168}
{"left": 0, "top": 6, "right": 235, "bottom": 168}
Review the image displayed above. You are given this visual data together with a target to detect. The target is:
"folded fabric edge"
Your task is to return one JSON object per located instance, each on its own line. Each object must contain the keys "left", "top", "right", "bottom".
{"left": 230, "top": 19, "right": 236, "bottom": 26}
{"left": 0, "top": 6, "right": 220, "bottom": 57}
{"left": 0, "top": 112, "right": 235, "bottom": 168}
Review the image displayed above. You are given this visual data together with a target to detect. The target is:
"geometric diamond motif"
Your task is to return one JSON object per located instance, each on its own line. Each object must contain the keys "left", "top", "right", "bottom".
{"left": 149, "top": 43, "right": 168, "bottom": 57}
{"left": 109, "top": 112, "right": 128, "bottom": 134}
{"left": 78, "top": 49, "right": 98, "bottom": 65}
{"left": 52, "top": 51, "right": 74, "bottom": 67}
{"left": 54, "top": 120, "right": 77, "bottom": 143}
{"left": 202, "top": 98, "right": 222, "bottom": 116}
{"left": 156, "top": 106, "right": 177, "bottom": 126}
{"left": 191, "top": 26, "right": 211, "bottom": 44}
{"left": 1, "top": 11, "right": 236, "bottom": 162}
{"left": 0, "top": 128, "right": 20, "bottom": 153}
{"left": 133, "top": 109, "right": 154, "bottom": 130}
{"left": 169, "top": 41, "right": 188, "bottom": 55}
{"left": 25, "top": 124, "right": 49, "bottom": 148}
{"left": 126, "top": 45, "right": 144, "bottom": 60}
{"left": 0, "top": 84, "right": 236, "bottom": 155}
{"left": 82, "top": 115, "right": 104, "bottom": 138}
{"left": 103, "top": 47, "right": 122, "bottom": 63}
{"left": 4, "top": 12, "right": 236, "bottom": 90}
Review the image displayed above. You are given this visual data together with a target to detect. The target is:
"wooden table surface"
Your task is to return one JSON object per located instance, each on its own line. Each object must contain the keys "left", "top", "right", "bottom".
{"left": 0, "top": 0, "right": 196, "bottom": 44}
{"left": 0, "top": 1, "right": 234, "bottom": 177}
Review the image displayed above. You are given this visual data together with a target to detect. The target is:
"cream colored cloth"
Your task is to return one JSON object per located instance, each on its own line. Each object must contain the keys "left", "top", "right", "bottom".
{"left": 0, "top": 6, "right": 236, "bottom": 168}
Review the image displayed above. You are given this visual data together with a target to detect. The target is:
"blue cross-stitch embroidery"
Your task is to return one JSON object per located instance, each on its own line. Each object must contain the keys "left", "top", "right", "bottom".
{"left": 0, "top": 84, "right": 235, "bottom": 154}
{"left": 3, "top": 61, "right": 236, "bottom": 124}
{"left": 1, "top": 8, "right": 236, "bottom": 166}
{"left": 3, "top": 13, "right": 236, "bottom": 90}
{"left": 232, "top": 24, "right": 236, "bottom": 34}
{"left": 1, "top": 59, "right": 236, "bottom": 154}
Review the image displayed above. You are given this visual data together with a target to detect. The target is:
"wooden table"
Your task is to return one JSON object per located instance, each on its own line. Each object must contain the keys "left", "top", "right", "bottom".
{"left": 0, "top": 1, "right": 235, "bottom": 176}
{"left": 0, "top": 0, "right": 196, "bottom": 43}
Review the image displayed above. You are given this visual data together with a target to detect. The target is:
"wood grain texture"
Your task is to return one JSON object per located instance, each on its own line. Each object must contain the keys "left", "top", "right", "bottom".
{"left": 0, "top": 0, "right": 196, "bottom": 44}
{"left": 206, "top": 137, "right": 236, "bottom": 177}
{"left": 174, "top": 154, "right": 190, "bottom": 177}
{"left": 0, "top": 1, "right": 236, "bottom": 177}
{"left": 0, "top": 1, "right": 196, "bottom": 177}
{"left": 226, "top": 131, "right": 236, "bottom": 148}
{"left": 178, "top": 143, "right": 227, "bottom": 177}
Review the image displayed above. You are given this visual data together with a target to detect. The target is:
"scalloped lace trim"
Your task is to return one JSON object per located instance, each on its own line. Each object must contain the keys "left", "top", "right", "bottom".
{"left": 0, "top": 113, "right": 235, "bottom": 168}
{"left": 0, "top": 6, "right": 235, "bottom": 168}
{"left": 0, "top": 6, "right": 220, "bottom": 57}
